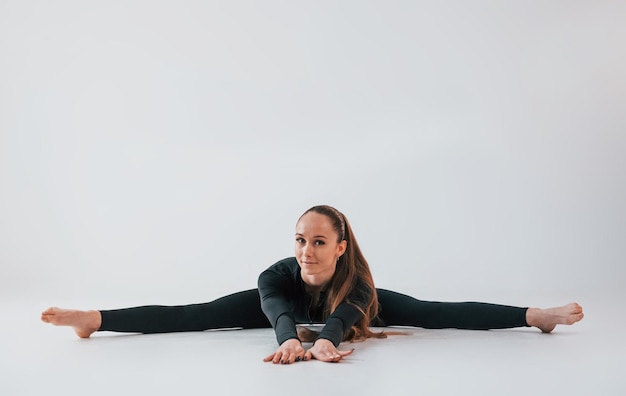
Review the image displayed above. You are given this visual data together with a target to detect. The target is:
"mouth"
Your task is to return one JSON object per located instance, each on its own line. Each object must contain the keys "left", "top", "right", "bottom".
{"left": 301, "top": 261, "right": 317, "bottom": 265}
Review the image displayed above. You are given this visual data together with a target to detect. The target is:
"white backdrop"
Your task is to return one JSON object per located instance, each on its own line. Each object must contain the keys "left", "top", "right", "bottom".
{"left": 1, "top": 1, "right": 624, "bottom": 310}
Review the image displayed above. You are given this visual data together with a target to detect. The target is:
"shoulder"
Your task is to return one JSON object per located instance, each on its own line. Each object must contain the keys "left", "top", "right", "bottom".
{"left": 263, "top": 257, "right": 299, "bottom": 275}
{"left": 258, "top": 257, "right": 300, "bottom": 283}
{"left": 258, "top": 257, "right": 301, "bottom": 293}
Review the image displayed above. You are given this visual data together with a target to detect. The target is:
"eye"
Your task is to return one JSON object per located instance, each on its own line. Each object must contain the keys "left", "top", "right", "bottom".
{"left": 314, "top": 240, "right": 325, "bottom": 246}
{"left": 296, "top": 238, "right": 305, "bottom": 244}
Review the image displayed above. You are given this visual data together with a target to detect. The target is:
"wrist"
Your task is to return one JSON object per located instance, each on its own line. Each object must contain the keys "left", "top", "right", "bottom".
{"left": 313, "top": 337, "right": 333, "bottom": 346}
{"left": 282, "top": 337, "right": 302, "bottom": 346}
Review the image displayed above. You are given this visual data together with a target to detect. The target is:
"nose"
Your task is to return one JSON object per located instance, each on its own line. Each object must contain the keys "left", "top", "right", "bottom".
{"left": 302, "top": 243, "right": 313, "bottom": 257}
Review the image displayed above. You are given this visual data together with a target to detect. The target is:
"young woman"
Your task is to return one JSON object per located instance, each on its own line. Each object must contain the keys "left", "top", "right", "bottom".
{"left": 41, "top": 205, "right": 584, "bottom": 364}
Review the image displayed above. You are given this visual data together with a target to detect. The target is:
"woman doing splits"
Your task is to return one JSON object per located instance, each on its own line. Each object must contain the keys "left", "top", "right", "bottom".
{"left": 41, "top": 205, "right": 584, "bottom": 364}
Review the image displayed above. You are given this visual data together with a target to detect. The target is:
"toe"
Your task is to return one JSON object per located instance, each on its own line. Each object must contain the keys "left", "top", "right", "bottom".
{"left": 566, "top": 312, "right": 584, "bottom": 325}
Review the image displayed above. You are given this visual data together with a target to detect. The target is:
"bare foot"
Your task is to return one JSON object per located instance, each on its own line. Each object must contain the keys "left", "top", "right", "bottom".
{"left": 41, "top": 307, "right": 102, "bottom": 338}
{"left": 526, "top": 303, "right": 584, "bottom": 333}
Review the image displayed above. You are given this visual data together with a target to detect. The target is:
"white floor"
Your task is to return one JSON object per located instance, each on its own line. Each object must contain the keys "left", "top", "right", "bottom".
{"left": 2, "top": 298, "right": 624, "bottom": 396}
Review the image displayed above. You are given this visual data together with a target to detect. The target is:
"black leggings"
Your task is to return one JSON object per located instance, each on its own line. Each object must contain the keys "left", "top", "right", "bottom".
{"left": 99, "top": 289, "right": 528, "bottom": 334}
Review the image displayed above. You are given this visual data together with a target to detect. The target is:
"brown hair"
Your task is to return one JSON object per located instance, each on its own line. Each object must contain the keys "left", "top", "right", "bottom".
{"left": 298, "top": 205, "right": 387, "bottom": 342}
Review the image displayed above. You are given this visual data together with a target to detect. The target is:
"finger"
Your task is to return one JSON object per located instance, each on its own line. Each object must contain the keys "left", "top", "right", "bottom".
{"left": 314, "top": 350, "right": 339, "bottom": 362}
{"left": 282, "top": 352, "right": 291, "bottom": 364}
{"left": 263, "top": 352, "right": 276, "bottom": 362}
{"left": 338, "top": 349, "right": 355, "bottom": 357}
{"left": 287, "top": 352, "right": 297, "bottom": 365}
{"left": 310, "top": 348, "right": 338, "bottom": 362}
{"left": 273, "top": 351, "right": 283, "bottom": 364}
{"left": 304, "top": 350, "right": 313, "bottom": 361}
{"left": 325, "top": 349, "right": 354, "bottom": 362}
{"left": 320, "top": 355, "right": 339, "bottom": 362}
{"left": 291, "top": 352, "right": 301, "bottom": 364}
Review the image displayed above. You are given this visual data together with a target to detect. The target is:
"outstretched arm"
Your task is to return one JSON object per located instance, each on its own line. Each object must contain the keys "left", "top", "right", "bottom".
{"left": 258, "top": 269, "right": 300, "bottom": 345}
{"left": 258, "top": 261, "right": 367, "bottom": 364}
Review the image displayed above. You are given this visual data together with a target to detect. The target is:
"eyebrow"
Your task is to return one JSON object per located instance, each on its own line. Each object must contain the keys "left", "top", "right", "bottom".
{"left": 295, "top": 233, "right": 328, "bottom": 239}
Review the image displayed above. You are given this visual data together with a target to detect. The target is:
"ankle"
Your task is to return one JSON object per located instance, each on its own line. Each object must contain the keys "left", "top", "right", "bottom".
{"left": 87, "top": 310, "right": 102, "bottom": 330}
{"left": 525, "top": 307, "right": 541, "bottom": 327}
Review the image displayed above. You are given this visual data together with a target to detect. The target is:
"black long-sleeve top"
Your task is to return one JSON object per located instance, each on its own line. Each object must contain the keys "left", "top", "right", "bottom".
{"left": 258, "top": 257, "right": 371, "bottom": 347}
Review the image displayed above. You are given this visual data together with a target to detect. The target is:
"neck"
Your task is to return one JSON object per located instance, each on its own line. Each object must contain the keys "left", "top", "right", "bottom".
{"left": 302, "top": 273, "right": 333, "bottom": 293}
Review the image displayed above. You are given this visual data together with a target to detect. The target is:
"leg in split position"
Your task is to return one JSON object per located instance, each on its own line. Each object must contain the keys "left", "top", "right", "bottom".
{"left": 41, "top": 289, "right": 271, "bottom": 338}
{"left": 375, "top": 289, "right": 583, "bottom": 332}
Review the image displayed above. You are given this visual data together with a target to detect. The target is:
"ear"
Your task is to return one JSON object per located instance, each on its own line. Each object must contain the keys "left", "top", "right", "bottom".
{"left": 337, "top": 240, "right": 347, "bottom": 257}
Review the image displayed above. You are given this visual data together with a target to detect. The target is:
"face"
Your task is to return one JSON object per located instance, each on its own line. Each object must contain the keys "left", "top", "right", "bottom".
{"left": 295, "top": 211, "right": 347, "bottom": 287}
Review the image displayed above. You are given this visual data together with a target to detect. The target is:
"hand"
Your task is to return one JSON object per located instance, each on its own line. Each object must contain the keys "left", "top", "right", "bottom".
{"left": 304, "top": 339, "right": 354, "bottom": 363}
{"left": 263, "top": 338, "right": 306, "bottom": 364}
